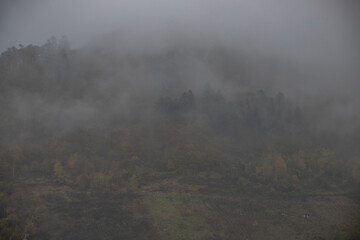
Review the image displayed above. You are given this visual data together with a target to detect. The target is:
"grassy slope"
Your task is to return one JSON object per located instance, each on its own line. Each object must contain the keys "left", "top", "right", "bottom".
{"left": 141, "top": 174, "right": 360, "bottom": 240}
{"left": 3, "top": 172, "right": 360, "bottom": 240}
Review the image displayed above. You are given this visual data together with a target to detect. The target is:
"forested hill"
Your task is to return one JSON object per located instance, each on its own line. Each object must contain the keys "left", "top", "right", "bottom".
{"left": 0, "top": 38, "right": 359, "bottom": 239}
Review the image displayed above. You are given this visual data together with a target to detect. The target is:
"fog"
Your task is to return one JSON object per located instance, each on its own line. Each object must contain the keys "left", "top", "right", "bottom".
{"left": 1, "top": 0, "right": 358, "bottom": 63}
{"left": 1, "top": 1, "right": 360, "bottom": 239}
{"left": 1, "top": 0, "right": 359, "bottom": 135}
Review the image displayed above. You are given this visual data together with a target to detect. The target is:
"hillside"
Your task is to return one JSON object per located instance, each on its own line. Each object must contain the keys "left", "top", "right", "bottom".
{"left": 0, "top": 38, "right": 359, "bottom": 240}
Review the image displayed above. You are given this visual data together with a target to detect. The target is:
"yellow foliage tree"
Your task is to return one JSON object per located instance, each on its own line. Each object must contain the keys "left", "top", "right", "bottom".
{"left": 54, "top": 160, "right": 68, "bottom": 183}
{"left": 129, "top": 174, "right": 138, "bottom": 190}
{"left": 297, "top": 158, "right": 306, "bottom": 171}
{"left": 129, "top": 155, "right": 139, "bottom": 162}
{"left": 67, "top": 153, "right": 79, "bottom": 169}
{"left": 256, "top": 162, "right": 274, "bottom": 180}
{"left": 274, "top": 154, "right": 288, "bottom": 178}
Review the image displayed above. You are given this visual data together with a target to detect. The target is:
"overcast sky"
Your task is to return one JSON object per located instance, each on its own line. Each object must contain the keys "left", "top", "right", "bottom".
{"left": 0, "top": 0, "right": 358, "bottom": 59}
{"left": 1, "top": 0, "right": 358, "bottom": 90}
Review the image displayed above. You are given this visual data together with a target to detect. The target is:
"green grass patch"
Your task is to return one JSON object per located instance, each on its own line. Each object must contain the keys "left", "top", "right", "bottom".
{"left": 147, "top": 192, "right": 213, "bottom": 240}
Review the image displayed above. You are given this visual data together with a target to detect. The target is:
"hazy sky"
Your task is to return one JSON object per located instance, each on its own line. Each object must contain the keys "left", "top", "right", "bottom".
{"left": 0, "top": 0, "right": 359, "bottom": 89}
{"left": 1, "top": 0, "right": 359, "bottom": 92}
{"left": 1, "top": 0, "right": 358, "bottom": 63}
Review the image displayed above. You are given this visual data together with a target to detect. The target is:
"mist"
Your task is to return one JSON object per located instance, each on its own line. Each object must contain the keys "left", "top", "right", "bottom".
{"left": 1, "top": 0, "right": 359, "bottom": 134}
{"left": 1, "top": 1, "right": 360, "bottom": 239}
